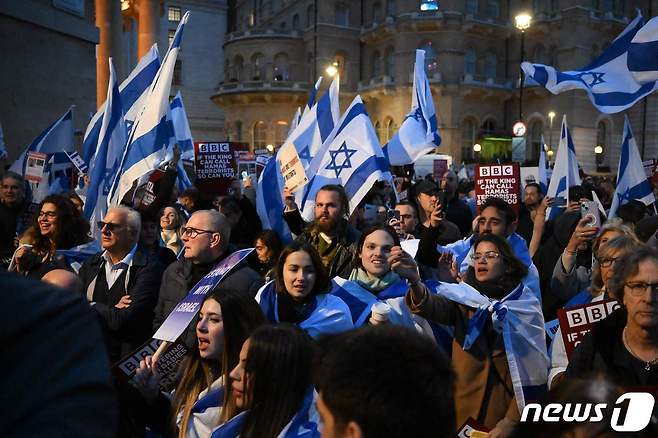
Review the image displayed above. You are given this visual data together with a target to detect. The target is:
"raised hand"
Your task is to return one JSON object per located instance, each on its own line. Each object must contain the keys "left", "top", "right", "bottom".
{"left": 133, "top": 355, "right": 161, "bottom": 402}
{"left": 389, "top": 246, "right": 421, "bottom": 283}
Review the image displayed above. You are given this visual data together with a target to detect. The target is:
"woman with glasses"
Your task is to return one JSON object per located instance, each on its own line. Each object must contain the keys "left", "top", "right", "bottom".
{"left": 13, "top": 194, "right": 90, "bottom": 277}
{"left": 406, "top": 233, "right": 548, "bottom": 437}
{"left": 255, "top": 241, "right": 352, "bottom": 339}
{"left": 160, "top": 206, "right": 184, "bottom": 255}
{"left": 566, "top": 245, "right": 658, "bottom": 386}
{"left": 549, "top": 235, "right": 640, "bottom": 388}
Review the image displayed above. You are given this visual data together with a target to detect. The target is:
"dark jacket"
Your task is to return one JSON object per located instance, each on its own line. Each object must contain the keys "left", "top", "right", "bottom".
{"left": 444, "top": 195, "right": 473, "bottom": 238}
{"left": 566, "top": 308, "right": 658, "bottom": 386}
{"left": 0, "top": 199, "right": 29, "bottom": 264}
{"left": 416, "top": 221, "right": 463, "bottom": 267}
{"left": 283, "top": 208, "right": 360, "bottom": 279}
{"left": 79, "top": 248, "right": 164, "bottom": 362}
{"left": 152, "top": 251, "right": 264, "bottom": 349}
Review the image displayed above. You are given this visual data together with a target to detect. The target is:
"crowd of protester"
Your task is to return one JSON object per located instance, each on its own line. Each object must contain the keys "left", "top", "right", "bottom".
{"left": 2, "top": 163, "right": 658, "bottom": 438}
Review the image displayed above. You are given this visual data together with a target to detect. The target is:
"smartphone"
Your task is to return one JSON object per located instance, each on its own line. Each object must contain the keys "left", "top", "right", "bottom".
{"left": 553, "top": 196, "right": 567, "bottom": 207}
{"left": 436, "top": 189, "right": 447, "bottom": 208}
{"left": 580, "top": 201, "right": 601, "bottom": 228}
{"left": 387, "top": 209, "right": 401, "bottom": 221}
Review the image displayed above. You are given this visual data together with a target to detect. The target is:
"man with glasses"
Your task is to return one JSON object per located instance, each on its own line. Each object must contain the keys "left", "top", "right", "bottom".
{"left": 78, "top": 206, "right": 165, "bottom": 362}
{"left": 153, "top": 209, "right": 263, "bottom": 348}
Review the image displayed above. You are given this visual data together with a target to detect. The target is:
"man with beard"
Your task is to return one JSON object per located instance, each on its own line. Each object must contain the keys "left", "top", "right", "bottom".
{"left": 516, "top": 182, "right": 544, "bottom": 246}
{"left": 283, "top": 184, "right": 360, "bottom": 278}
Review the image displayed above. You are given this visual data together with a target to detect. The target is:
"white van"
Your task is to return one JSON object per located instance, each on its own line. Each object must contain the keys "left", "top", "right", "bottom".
{"left": 412, "top": 153, "right": 454, "bottom": 179}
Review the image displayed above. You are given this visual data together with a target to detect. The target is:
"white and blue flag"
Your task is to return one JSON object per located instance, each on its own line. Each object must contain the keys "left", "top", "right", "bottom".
{"left": 82, "top": 45, "right": 160, "bottom": 164}
{"left": 299, "top": 95, "right": 394, "bottom": 221}
{"left": 84, "top": 59, "right": 127, "bottom": 238}
{"left": 383, "top": 49, "right": 441, "bottom": 165}
{"left": 538, "top": 135, "right": 547, "bottom": 194}
{"left": 521, "top": 11, "right": 658, "bottom": 114}
{"left": 545, "top": 116, "right": 581, "bottom": 220}
{"left": 10, "top": 106, "right": 74, "bottom": 175}
{"left": 302, "top": 76, "right": 323, "bottom": 117}
{"left": 609, "top": 116, "right": 656, "bottom": 218}
{"left": 289, "top": 107, "right": 302, "bottom": 136}
{"left": 168, "top": 91, "right": 194, "bottom": 191}
{"left": 109, "top": 12, "right": 189, "bottom": 205}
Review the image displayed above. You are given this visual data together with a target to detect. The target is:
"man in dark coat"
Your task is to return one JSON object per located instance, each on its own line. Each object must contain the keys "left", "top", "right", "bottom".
{"left": 153, "top": 209, "right": 264, "bottom": 349}
{"left": 78, "top": 206, "right": 164, "bottom": 362}
{"left": 283, "top": 184, "right": 359, "bottom": 279}
{"left": 0, "top": 172, "right": 29, "bottom": 265}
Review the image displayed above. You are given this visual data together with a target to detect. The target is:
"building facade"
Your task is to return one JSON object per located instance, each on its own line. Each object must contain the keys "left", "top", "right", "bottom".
{"left": 214, "top": 0, "right": 658, "bottom": 174}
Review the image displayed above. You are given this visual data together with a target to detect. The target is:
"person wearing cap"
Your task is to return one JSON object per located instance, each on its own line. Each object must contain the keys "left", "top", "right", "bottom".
{"left": 410, "top": 179, "right": 461, "bottom": 245}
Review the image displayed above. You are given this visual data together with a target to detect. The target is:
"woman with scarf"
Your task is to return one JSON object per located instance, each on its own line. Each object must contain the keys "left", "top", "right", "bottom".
{"left": 255, "top": 241, "right": 353, "bottom": 339}
{"left": 330, "top": 224, "right": 433, "bottom": 334}
{"left": 133, "top": 289, "right": 265, "bottom": 438}
{"left": 210, "top": 324, "right": 319, "bottom": 438}
{"left": 406, "top": 233, "right": 548, "bottom": 438}
{"left": 160, "top": 206, "right": 184, "bottom": 255}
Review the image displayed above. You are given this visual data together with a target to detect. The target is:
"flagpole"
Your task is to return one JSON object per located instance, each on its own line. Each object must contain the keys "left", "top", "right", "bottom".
{"left": 640, "top": 2, "right": 652, "bottom": 161}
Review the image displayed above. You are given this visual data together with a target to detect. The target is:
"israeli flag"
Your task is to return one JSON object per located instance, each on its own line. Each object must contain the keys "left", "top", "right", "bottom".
{"left": 256, "top": 77, "right": 339, "bottom": 242}
{"left": 299, "top": 95, "right": 393, "bottom": 221}
{"left": 109, "top": 12, "right": 189, "bottom": 206}
{"left": 538, "top": 135, "right": 547, "bottom": 195}
{"left": 289, "top": 106, "right": 302, "bottom": 136}
{"left": 457, "top": 162, "right": 468, "bottom": 181}
{"left": 84, "top": 59, "right": 127, "bottom": 239}
{"left": 383, "top": 49, "right": 441, "bottom": 165}
{"left": 82, "top": 45, "right": 160, "bottom": 164}
{"left": 9, "top": 106, "right": 74, "bottom": 175}
{"left": 64, "top": 150, "right": 89, "bottom": 174}
{"left": 521, "top": 11, "right": 658, "bottom": 114}
{"left": 168, "top": 92, "right": 194, "bottom": 191}
{"left": 303, "top": 76, "right": 323, "bottom": 118}
{"left": 545, "top": 116, "right": 581, "bottom": 220}
{"left": 608, "top": 116, "right": 656, "bottom": 218}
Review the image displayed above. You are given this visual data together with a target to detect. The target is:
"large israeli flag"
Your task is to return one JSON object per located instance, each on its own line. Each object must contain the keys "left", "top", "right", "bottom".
{"left": 109, "top": 12, "right": 189, "bottom": 205}
{"left": 609, "top": 116, "right": 656, "bottom": 218}
{"left": 84, "top": 59, "right": 127, "bottom": 238}
{"left": 521, "top": 11, "right": 658, "bottom": 114}
{"left": 9, "top": 107, "right": 74, "bottom": 175}
{"left": 383, "top": 49, "right": 441, "bottom": 165}
{"left": 256, "top": 77, "right": 340, "bottom": 242}
{"left": 538, "top": 135, "right": 548, "bottom": 194}
{"left": 82, "top": 45, "right": 160, "bottom": 164}
{"left": 299, "top": 95, "right": 393, "bottom": 220}
{"left": 168, "top": 92, "right": 194, "bottom": 191}
{"left": 545, "top": 116, "right": 581, "bottom": 220}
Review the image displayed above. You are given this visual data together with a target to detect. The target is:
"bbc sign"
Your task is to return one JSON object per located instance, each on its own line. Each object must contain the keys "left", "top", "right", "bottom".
{"left": 198, "top": 143, "right": 230, "bottom": 153}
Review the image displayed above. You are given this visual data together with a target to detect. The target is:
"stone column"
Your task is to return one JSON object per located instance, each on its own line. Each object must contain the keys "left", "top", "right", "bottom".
{"left": 138, "top": 0, "right": 159, "bottom": 59}
{"left": 95, "top": 0, "right": 123, "bottom": 109}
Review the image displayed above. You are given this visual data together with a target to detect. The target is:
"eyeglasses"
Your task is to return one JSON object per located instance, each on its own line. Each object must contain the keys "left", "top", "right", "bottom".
{"left": 470, "top": 251, "right": 500, "bottom": 262}
{"left": 97, "top": 221, "right": 125, "bottom": 233}
{"left": 38, "top": 211, "right": 57, "bottom": 218}
{"left": 180, "top": 226, "right": 215, "bottom": 239}
{"left": 597, "top": 257, "right": 618, "bottom": 268}
{"left": 625, "top": 282, "right": 658, "bottom": 297}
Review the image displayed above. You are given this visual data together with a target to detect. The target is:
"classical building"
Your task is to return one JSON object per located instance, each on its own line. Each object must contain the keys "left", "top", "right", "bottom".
{"left": 213, "top": 0, "right": 658, "bottom": 174}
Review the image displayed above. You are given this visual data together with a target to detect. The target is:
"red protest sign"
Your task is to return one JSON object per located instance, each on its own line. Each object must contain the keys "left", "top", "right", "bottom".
{"left": 474, "top": 163, "right": 521, "bottom": 213}
{"left": 557, "top": 299, "right": 620, "bottom": 359}
{"left": 194, "top": 142, "right": 244, "bottom": 198}
{"left": 136, "top": 168, "right": 166, "bottom": 210}
{"left": 433, "top": 159, "right": 448, "bottom": 181}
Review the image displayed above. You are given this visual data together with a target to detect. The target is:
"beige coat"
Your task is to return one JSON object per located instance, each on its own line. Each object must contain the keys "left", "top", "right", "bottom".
{"left": 406, "top": 286, "right": 520, "bottom": 430}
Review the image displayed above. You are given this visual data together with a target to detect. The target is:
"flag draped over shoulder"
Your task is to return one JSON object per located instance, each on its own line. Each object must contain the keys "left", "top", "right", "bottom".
{"left": 109, "top": 12, "right": 189, "bottom": 206}
{"left": 299, "top": 95, "right": 394, "bottom": 221}
{"left": 545, "top": 116, "right": 581, "bottom": 220}
{"left": 383, "top": 49, "right": 441, "bottom": 165}
{"left": 84, "top": 58, "right": 127, "bottom": 238}
{"left": 609, "top": 116, "right": 656, "bottom": 218}
{"left": 521, "top": 11, "right": 658, "bottom": 114}
{"left": 82, "top": 45, "right": 160, "bottom": 164}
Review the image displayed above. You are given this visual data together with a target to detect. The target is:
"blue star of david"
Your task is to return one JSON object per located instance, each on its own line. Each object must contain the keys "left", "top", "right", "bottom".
{"left": 325, "top": 141, "right": 357, "bottom": 179}
{"left": 298, "top": 145, "right": 312, "bottom": 162}
{"left": 575, "top": 71, "right": 605, "bottom": 87}
{"left": 405, "top": 107, "right": 423, "bottom": 123}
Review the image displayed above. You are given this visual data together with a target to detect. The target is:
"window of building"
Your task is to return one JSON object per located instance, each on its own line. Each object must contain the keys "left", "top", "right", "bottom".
{"left": 466, "top": 0, "right": 478, "bottom": 14}
{"left": 280, "top": 21, "right": 287, "bottom": 30}
{"left": 253, "top": 121, "right": 267, "bottom": 149}
{"left": 232, "top": 55, "right": 244, "bottom": 81}
{"left": 335, "top": 4, "right": 349, "bottom": 26}
{"left": 484, "top": 52, "right": 496, "bottom": 79}
{"left": 235, "top": 121, "right": 243, "bottom": 142}
{"left": 173, "top": 60, "right": 182, "bottom": 85}
{"left": 251, "top": 53, "right": 264, "bottom": 80}
{"left": 487, "top": 0, "right": 500, "bottom": 18}
{"left": 385, "top": 47, "right": 395, "bottom": 79}
{"left": 306, "top": 5, "right": 314, "bottom": 27}
{"left": 529, "top": 120, "right": 543, "bottom": 161}
{"left": 372, "top": 50, "right": 382, "bottom": 78}
{"left": 275, "top": 121, "right": 289, "bottom": 145}
{"left": 386, "top": 118, "right": 398, "bottom": 141}
{"left": 248, "top": 11, "right": 255, "bottom": 27}
{"left": 168, "top": 6, "right": 181, "bottom": 22}
{"left": 292, "top": 13, "right": 300, "bottom": 31}
{"left": 168, "top": 29, "right": 176, "bottom": 46}
{"left": 373, "top": 2, "right": 382, "bottom": 22}
{"left": 418, "top": 41, "right": 438, "bottom": 74}
{"left": 462, "top": 119, "right": 476, "bottom": 161}
{"left": 481, "top": 119, "right": 496, "bottom": 136}
{"left": 533, "top": 0, "right": 545, "bottom": 13}
{"left": 387, "top": 0, "right": 397, "bottom": 16}
{"left": 419, "top": 1, "right": 439, "bottom": 11}
{"left": 464, "top": 50, "right": 476, "bottom": 76}
{"left": 273, "top": 53, "right": 289, "bottom": 81}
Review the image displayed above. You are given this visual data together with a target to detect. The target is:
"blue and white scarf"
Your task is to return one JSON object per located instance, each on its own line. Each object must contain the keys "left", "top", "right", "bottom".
{"left": 425, "top": 280, "right": 549, "bottom": 411}
{"left": 255, "top": 281, "right": 353, "bottom": 339}
{"left": 177, "top": 380, "right": 225, "bottom": 438}
{"left": 210, "top": 388, "right": 320, "bottom": 438}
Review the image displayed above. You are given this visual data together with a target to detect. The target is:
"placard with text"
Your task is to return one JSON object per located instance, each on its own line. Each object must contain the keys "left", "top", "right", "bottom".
{"left": 474, "top": 163, "right": 521, "bottom": 213}
{"left": 194, "top": 142, "right": 244, "bottom": 198}
{"left": 557, "top": 299, "right": 620, "bottom": 359}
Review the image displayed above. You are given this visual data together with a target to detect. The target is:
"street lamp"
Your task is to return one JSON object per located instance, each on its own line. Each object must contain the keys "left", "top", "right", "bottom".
{"left": 548, "top": 111, "right": 555, "bottom": 150}
{"left": 326, "top": 61, "right": 339, "bottom": 77}
{"left": 473, "top": 143, "right": 482, "bottom": 162}
{"left": 515, "top": 13, "right": 532, "bottom": 123}
{"left": 595, "top": 145, "right": 603, "bottom": 171}
{"left": 266, "top": 144, "right": 274, "bottom": 154}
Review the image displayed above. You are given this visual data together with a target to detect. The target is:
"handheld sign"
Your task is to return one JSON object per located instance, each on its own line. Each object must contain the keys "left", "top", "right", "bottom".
{"left": 277, "top": 142, "right": 308, "bottom": 193}
{"left": 25, "top": 151, "right": 47, "bottom": 183}
{"left": 557, "top": 298, "right": 620, "bottom": 359}
{"left": 456, "top": 418, "right": 490, "bottom": 438}
{"left": 474, "top": 163, "right": 521, "bottom": 213}
{"left": 194, "top": 141, "right": 242, "bottom": 197}
{"left": 64, "top": 150, "right": 89, "bottom": 174}
{"left": 153, "top": 248, "right": 253, "bottom": 342}
{"left": 113, "top": 339, "right": 188, "bottom": 392}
